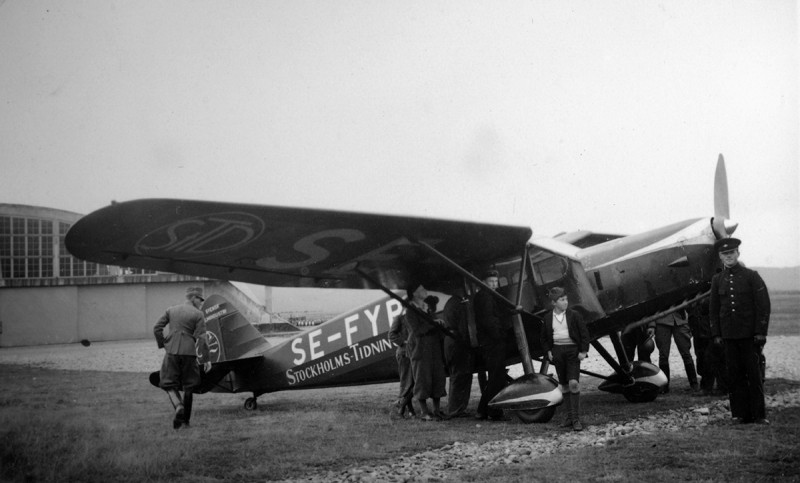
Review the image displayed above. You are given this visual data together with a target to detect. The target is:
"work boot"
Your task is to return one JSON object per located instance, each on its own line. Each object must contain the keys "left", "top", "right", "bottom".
{"left": 570, "top": 392, "right": 583, "bottom": 431}
{"left": 166, "top": 389, "right": 184, "bottom": 429}
{"left": 392, "top": 399, "right": 405, "bottom": 419}
{"left": 182, "top": 391, "right": 193, "bottom": 427}
{"left": 560, "top": 392, "right": 573, "bottom": 428}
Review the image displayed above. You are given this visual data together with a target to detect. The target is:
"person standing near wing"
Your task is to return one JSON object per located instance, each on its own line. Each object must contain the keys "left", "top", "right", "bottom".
{"left": 474, "top": 270, "right": 515, "bottom": 421}
{"left": 442, "top": 286, "right": 474, "bottom": 418}
{"left": 154, "top": 286, "right": 208, "bottom": 429}
{"left": 388, "top": 307, "right": 416, "bottom": 419}
{"left": 403, "top": 283, "right": 447, "bottom": 421}
{"left": 541, "top": 286, "right": 590, "bottom": 431}
{"left": 710, "top": 238, "right": 771, "bottom": 424}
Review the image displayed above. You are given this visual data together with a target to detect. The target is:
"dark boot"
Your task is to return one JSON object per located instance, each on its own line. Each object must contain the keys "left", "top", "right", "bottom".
{"left": 571, "top": 392, "right": 583, "bottom": 431}
{"left": 166, "top": 389, "right": 184, "bottom": 429}
{"left": 560, "top": 392, "right": 573, "bottom": 428}
{"left": 685, "top": 360, "right": 699, "bottom": 390}
{"left": 182, "top": 391, "right": 193, "bottom": 427}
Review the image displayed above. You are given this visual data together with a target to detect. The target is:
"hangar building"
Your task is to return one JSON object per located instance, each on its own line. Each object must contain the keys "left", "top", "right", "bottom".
{"left": 0, "top": 203, "right": 285, "bottom": 347}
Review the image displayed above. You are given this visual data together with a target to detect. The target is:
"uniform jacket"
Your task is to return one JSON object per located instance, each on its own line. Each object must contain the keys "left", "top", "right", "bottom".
{"left": 710, "top": 264, "right": 771, "bottom": 339}
{"left": 154, "top": 302, "right": 207, "bottom": 356}
{"left": 442, "top": 296, "right": 467, "bottom": 335}
{"left": 473, "top": 289, "right": 512, "bottom": 344}
{"left": 540, "top": 308, "right": 590, "bottom": 354}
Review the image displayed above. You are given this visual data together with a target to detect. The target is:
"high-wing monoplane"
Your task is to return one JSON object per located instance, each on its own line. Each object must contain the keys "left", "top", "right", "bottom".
{"left": 66, "top": 155, "right": 736, "bottom": 422}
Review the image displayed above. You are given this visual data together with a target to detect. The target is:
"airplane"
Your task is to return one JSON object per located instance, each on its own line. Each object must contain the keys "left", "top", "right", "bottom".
{"left": 65, "top": 155, "right": 736, "bottom": 423}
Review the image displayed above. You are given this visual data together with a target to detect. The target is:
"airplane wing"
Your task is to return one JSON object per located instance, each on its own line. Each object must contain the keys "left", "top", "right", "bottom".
{"left": 65, "top": 199, "right": 532, "bottom": 291}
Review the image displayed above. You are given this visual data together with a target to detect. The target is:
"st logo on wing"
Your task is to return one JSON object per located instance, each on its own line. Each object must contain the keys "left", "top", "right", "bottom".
{"left": 134, "top": 212, "right": 264, "bottom": 258}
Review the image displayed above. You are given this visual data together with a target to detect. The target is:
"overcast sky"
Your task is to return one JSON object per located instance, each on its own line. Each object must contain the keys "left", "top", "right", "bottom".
{"left": 1, "top": 1, "right": 798, "bottom": 282}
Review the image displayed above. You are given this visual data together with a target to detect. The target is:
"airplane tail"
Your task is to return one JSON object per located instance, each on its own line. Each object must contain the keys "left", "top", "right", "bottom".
{"left": 149, "top": 293, "right": 271, "bottom": 392}
{"left": 199, "top": 293, "right": 272, "bottom": 364}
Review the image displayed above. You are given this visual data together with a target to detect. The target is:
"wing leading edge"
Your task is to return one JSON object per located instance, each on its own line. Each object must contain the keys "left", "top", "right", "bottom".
{"left": 65, "top": 199, "right": 532, "bottom": 291}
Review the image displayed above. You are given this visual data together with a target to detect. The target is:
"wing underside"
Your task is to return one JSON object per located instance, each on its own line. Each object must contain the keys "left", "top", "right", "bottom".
{"left": 65, "top": 199, "right": 533, "bottom": 291}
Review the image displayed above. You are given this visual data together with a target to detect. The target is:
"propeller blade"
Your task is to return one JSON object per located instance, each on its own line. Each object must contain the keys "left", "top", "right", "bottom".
{"left": 714, "top": 154, "right": 730, "bottom": 219}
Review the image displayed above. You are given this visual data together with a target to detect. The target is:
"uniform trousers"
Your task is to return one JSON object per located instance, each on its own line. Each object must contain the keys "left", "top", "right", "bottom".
{"left": 724, "top": 338, "right": 765, "bottom": 421}
{"left": 477, "top": 341, "right": 506, "bottom": 418}
{"left": 655, "top": 323, "right": 698, "bottom": 385}
{"left": 444, "top": 337, "right": 473, "bottom": 415}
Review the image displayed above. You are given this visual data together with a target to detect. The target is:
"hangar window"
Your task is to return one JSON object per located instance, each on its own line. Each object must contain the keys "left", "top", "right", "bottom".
{"left": 41, "top": 258, "right": 53, "bottom": 278}
{"left": 59, "top": 256, "right": 72, "bottom": 277}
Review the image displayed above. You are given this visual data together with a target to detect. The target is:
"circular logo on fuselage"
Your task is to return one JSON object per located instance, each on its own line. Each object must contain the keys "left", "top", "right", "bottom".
{"left": 134, "top": 212, "right": 265, "bottom": 259}
{"left": 205, "top": 330, "right": 221, "bottom": 363}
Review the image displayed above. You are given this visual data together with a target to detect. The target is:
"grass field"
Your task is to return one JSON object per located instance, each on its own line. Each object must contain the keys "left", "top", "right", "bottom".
{"left": 1, "top": 292, "right": 798, "bottom": 482}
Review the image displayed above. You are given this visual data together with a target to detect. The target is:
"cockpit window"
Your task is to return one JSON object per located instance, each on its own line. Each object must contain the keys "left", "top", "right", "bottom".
{"left": 534, "top": 256, "right": 569, "bottom": 285}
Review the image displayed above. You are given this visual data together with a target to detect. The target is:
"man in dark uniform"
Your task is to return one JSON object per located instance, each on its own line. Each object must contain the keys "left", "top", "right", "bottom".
{"left": 442, "top": 287, "right": 474, "bottom": 418}
{"left": 474, "top": 270, "right": 516, "bottom": 421}
{"left": 154, "top": 286, "right": 208, "bottom": 429}
{"left": 710, "top": 238, "right": 771, "bottom": 424}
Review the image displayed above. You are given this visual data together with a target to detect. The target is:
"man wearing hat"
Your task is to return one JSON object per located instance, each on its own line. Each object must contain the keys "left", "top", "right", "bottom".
{"left": 154, "top": 286, "right": 209, "bottom": 429}
{"left": 709, "top": 238, "right": 771, "bottom": 424}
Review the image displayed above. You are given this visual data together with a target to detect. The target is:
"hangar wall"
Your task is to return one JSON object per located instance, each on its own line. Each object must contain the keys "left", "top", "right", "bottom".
{"left": 0, "top": 286, "right": 79, "bottom": 346}
{"left": 0, "top": 282, "right": 237, "bottom": 347}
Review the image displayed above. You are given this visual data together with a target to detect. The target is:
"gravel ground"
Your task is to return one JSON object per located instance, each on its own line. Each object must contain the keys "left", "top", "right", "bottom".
{"left": 2, "top": 335, "right": 798, "bottom": 483}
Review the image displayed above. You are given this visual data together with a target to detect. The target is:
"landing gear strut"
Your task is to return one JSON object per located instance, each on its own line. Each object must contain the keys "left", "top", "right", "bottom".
{"left": 593, "top": 332, "right": 667, "bottom": 402}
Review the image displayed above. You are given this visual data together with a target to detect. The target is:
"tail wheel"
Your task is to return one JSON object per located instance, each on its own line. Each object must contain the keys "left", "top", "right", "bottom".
{"left": 515, "top": 406, "right": 557, "bottom": 424}
{"left": 244, "top": 397, "right": 258, "bottom": 411}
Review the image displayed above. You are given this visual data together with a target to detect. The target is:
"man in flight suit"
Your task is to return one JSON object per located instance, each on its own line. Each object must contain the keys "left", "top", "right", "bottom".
{"left": 710, "top": 238, "right": 771, "bottom": 424}
{"left": 154, "top": 286, "right": 208, "bottom": 429}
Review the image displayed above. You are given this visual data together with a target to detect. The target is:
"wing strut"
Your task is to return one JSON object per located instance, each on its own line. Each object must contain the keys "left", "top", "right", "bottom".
{"left": 415, "top": 240, "right": 521, "bottom": 311}
{"left": 511, "top": 244, "right": 536, "bottom": 376}
{"left": 621, "top": 291, "right": 710, "bottom": 334}
{"left": 414, "top": 240, "right": 535, "bottom": 375}
{"left": 354, "top": 266, "right": 462, "bottom": 343}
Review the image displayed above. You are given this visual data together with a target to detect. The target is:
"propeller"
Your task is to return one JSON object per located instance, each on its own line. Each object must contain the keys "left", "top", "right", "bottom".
{"left": 711, "top": 154, "right": 738, "bottom": 239}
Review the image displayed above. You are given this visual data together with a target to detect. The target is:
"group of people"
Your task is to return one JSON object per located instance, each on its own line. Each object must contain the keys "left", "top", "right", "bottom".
{"left": 388, "top": 270, "right": 591, "bottom": 431}
{"left": 152, "top": 236, "right": 770, "bottom": 430}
